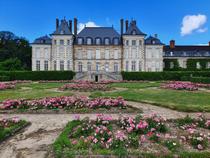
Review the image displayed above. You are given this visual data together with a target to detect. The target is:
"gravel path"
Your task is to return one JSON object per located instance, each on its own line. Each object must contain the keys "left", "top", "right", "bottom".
{"left": 0, "top": 102, "right": 209, "bottom": 158}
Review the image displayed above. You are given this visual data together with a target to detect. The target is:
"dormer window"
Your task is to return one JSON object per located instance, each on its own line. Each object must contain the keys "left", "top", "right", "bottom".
{"left": 96, "top": 38, "right": 101, "bottom": 45}
{"left": 78, "top": 38, "right": 83, "bottom": 45}
{"left": 152, "top": 40, "right": 156, "bottom": 44}
{"left": 170, "top": 51, "right": 173, "bottom": 56}
{"left": 131, "top": 30, "right": 136, "bottom": 35}
{"left": 87, "top": 38, "right": 92, "bottom": 45}
{"left": 113, "top": 38, "right": 119, "bottom": 45}
{"left": 105, "top": 38, "right": 110, "bottom": 45}
{"left": 60, "top": 30, "right": 64, "bottom": 34}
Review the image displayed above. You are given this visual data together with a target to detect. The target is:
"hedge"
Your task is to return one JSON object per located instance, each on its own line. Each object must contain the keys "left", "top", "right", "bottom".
{"left": 121, "top": 71, "right": 210, "bottom": 81}
{"left": 190, "top": 77, "right": 210, "bottom": 84}
{"left": 0, "top": 71, "right": 75, "bottom": 81}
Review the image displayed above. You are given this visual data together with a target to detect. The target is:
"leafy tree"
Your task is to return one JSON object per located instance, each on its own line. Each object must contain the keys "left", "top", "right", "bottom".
{"left": 0, "top": 58, "right": 23, "bottom": 71}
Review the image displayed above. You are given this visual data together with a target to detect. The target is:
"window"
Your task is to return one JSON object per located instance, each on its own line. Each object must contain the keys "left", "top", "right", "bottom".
{"left": 54, "top": 40, "right": 56, "bottom": 45}
{"left": 196, "top": 62, "right": 201, "bottom": 69}
{"left": 96, "top": 49, "right": 101, "bottom": 59}
{"left": 125, "top": 49, "right": 129, "bottom": 58}
{"left": 170, "top": 52, "right": 173, "bottom": 56}
{"left": 131, "top": 61, "right": 136, "bottom": 71}
{"left": 126, "top": 40, "right": 129, "bottom": 46}
{"left": 105, "top": 63, "right": 109, "bottom": 72}
{"left": 132, "top": 40, "right": 136, "bottom": 46}
{"left": 87, "top": 62, "right": 91, "bottom": 71}
{"left": 114, "top": 63, "right": 118, "bottom": 72}
{"left": 170, "top": 62, "right": 174, "bottom": 69}
{"left": 114, "top": 50, "right": 118, "bottom": 59}
{"left": 96, "top": 62, "right": 100, "bottom": 71}
{"left": 96, "top": 38, "right": 101, "bottom": 45}
{"left": 152, "top": 40, "right": 156, "bottom": 44}
{"left": 67, "top": 40, "right": 70, "bottom": 45}
{"left": 126, "top": 61, "right": 129, "bottom": 71}
{"left": 139, "top": 40, "right": 142, "bottom": 46}
{"left": 78, "top": 50, "right": 82, "bottom": 59}
{"left": 35, "top": 48, "right": 40, "bottom": 58}
{"left": 87, "top": 50, "right": 92, "bottom": 59}
{"left": 44, "top": 60, "right": 48, "bottom": 71}
{"left": 78, "top": 62, "right": 83, "bottom": 72}
{"left": 113, "top": 38, "right": 119, "bottom": 45}
{"left": 139, "top": 62, "right": 141, "bottom": 71}
{"left": 67, "top": 60, "right": 70, "bottom": 70}
{"left": 78, "top": 38, "right": 83, "bottom": 45}
{"left": 60, "top": 60, "right": 64, "bottom": 70}
{"left": 132, "top": 30, "right": 136, "bottom": 35}
{"left": 131, "top": 48, "right": 136, "bottom": 58}
{"left": 105, "top": 38, "right": 110, "bottom": 45}
{"left": 44, "top": 48, "right": 48, "bottom": 58}
{"left": 60, "top": 40, "right": 64, "bottom": 45}
{"left": 36, "top": 60, "right": 40, "bottom": 71}
{"left": 54, "top": 61, "right": 57, "bottom": 70}
{"left": 87, "top": 38, "right": 92, "bottom": 45}
{"left": 105, "top": 49, "right": 109, "bottom": 59}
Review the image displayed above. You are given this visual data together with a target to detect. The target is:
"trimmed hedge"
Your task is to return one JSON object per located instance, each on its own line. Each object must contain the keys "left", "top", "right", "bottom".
{"left": 0, "top": 71, "right": 75, "bottom": 81}
{"left": 121, "top": 71, "right": 210, "bottom": 81}
{"left": 190, "top": 77, "right": 210, "bottom": 84}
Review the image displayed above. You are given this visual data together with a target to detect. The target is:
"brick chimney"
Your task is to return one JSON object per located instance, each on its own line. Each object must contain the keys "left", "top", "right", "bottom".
{"left": 74, "top": 18, "right": 78, "bottom": 35}
{"left": 120, "top": 19, "right": 124, "bottom": 35}
{"left": 170, "top": 40, "right": 175, "bottom": 49}
{"left": 125, "top": 20, "right": 129, "bottom": 32}
{"left": 69, "top": 20, "right": 72, "bottom": 33}
{"left": 56, "top": 18, "right": 59, "bottom": 30}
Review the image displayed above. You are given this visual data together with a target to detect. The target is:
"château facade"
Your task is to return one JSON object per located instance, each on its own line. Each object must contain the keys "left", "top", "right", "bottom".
{"left": 32, "top": 18, "right": 210, "bottom": 81}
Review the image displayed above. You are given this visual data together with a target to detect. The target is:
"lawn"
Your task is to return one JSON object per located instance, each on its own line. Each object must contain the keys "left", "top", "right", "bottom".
{"left": 0, "top": 82, "right": 72, "bottom": 101}
{"left": 91, "top": 82, "right": 210, "bottom": 112}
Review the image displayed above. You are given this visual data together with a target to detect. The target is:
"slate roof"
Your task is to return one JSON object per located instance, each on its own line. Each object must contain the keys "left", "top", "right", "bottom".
{"left": 124, "top": 21, "right": 146, "bottom": 36}
{"left": 145, "top": 36, "right": 164, "bottom": 45}
{"left": 164, "top": 46, "right": 210, "bottom": 57}
{"left": 52, "top": 19, "right": 72, "bottom": 35}
{"left": 75, "top": 27, "right": 121, "bottom": 45}
{"left": 32, "top": 35, "right": 52, "bottom": 44}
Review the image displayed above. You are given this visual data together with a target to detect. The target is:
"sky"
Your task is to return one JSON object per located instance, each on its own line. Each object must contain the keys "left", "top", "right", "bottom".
{"left": 0, "top": 0, "right": 209, "bottom": 45}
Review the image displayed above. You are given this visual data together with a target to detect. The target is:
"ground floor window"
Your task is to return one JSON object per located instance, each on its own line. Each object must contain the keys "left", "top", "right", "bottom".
{"left": 131, "top": 61, "right": 136, "bottom": 71}
{"left": 87, "top": 62, "right": 91, "bottom": 71}
{"left": 126, "top": 61, "right": 129, "bottom": 71}
{"left": 78, "top": 62, "right": 83, "bottom": 72}
{"left": 44, "top": 60, "right": 48, "bottom": 71}
{"left": 105, "top": 63, "right": 109, "bottom": 72}
{"left": 96, "top": 62, "right": 100, "bottom": 72}
{"left": 196, "top": 62, "right": 201, "bottom": 69}
{"left": 67, "top": 60, "right": 70, "bottom": 70}
{"left": 114, "top": 63, "right": 118, "bottom": 72}
{"left": 36, "top": 60, "right": 40, "bottom": 71}
{"left": 170, "top": 62, "right": 174, "bottom": 69}
{"left": 60, "top": 60, "right": 64, "bottom": 70}
{"left": 54, "top": 61, "right": 57, "bottom": 70}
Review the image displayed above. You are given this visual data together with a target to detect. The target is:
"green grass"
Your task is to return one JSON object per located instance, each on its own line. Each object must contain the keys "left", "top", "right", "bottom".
{"left": 91, "top": 82, "right": 210, "bottom": 112}
{"left": 0, "top": 82, "right": 72, "bottom": 101}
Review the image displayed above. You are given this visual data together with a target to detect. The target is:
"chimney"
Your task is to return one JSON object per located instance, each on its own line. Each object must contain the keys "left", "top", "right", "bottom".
{"left": 125, "top": 20, "right": 129, "bottom": 32}
{"left": 69, "top": 20, "right": 72, "bottom": 33}
{"left": 56, "top": 18, "right": 59, "bottom": 30}
{"left": 74, "top": 18, "right": 78, "bottom": 35}
{"left": 120, "top": 19, "right": 124, "bottom": 35}
{"left": 170, "top": 40, "right": 175, "bottom": 49}
{"left": 154, "top": 34, "right": 158, "bottom": 38}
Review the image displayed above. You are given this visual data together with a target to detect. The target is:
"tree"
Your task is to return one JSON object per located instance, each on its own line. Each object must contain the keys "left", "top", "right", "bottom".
{"left": 0, "top": 58, "right": 23, "bottom": 71}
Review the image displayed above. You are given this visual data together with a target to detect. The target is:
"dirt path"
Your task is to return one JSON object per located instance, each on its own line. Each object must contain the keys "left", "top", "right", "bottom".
{"left": 0, "top": 102, "right": 210, "bottom": 158}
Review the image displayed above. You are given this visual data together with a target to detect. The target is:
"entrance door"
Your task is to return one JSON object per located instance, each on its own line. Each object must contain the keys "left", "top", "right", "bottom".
{"left": 95, "top": 75, "right": 98, "bottom": 82}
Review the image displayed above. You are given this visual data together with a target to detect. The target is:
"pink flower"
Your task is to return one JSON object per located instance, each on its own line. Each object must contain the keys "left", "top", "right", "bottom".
{"left": 140, "top": 135, "right": 146, "bottom": 142}
{"left": 73, "top": 114, "right": 80, "bottom": 120}
{"left": 72, "top": 140, "right": 78, "bottom": 145}
{"left": 197, "top": 144, "right": 203, "bottom": 150}
{"left": 107, "top": 138, "right": 112, "bottom": 143}
{"left": 93, "top": 138, "right": 98, "bottom": 143}
{"left": 137, "top": 121, "right": 148, "bottom": 129}
{"left": 115, "top": 130, "right": 126, "bottom": 141}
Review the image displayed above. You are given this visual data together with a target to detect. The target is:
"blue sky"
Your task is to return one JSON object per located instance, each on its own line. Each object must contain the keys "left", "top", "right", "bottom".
{"left": 0, "top": 0, "right": 209, "bottom": 45}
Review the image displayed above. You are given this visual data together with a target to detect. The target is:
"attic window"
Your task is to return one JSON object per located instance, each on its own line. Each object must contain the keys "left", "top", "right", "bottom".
{"left": 113, "top": 38, "right": 119, "bottom": 45}
{"left": 105, "top": 38, "right": 110, "bottom": 45}
{"left": 78, "top": 38, "right": 83, "bottom": 45}
{"left": 152, "top": 40, "right": 155, "bottom": 44}
{"left": 132, "top": 30, "right": 136, "bottom": 35}
{"left": 61, "top": 30, "right": 64, "bottom": 34}
{"left": 87, "top": 38, "right": 92, "bottom": 45}
{"left": 96, "top": 38, "right": 101, "bottom": 45}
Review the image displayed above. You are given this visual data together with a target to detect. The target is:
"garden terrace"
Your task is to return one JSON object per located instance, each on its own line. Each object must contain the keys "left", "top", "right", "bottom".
{"left": 0, "top": 117, "right": 30, "bottom": 143}
{"left": 0, "top": 96, "right": 142, "bottom": 114}
{"left": 53, "top": 114, "right": 210, "bottom": 158}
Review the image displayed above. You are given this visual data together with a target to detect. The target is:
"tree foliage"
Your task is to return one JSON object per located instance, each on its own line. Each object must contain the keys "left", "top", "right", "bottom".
{"left": 0, "top": 31, "right": 31, "bottom": 70}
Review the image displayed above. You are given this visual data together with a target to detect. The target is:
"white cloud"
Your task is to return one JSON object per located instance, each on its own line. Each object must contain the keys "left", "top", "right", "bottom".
{"left": 181, "top": 14, "right": 207, "bottom": 36}
{"left": 78, "top": 21, "right": 100, "bottom": 33}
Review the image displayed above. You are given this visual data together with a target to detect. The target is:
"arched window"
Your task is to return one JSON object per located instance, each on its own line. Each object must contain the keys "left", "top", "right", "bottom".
{"left": 105, "top": 38, "right": 110, "bottom": 45}
{"left": 113, "top": 38, "right": 119, "bottom": 45}
{"left": 87, "top": 38, "right": 92, "bottom": 45}
{"left": 96, "top": 38, "right": 101, "bottom": 45}
{"left": 96, "top": 62, "right": 100, "bottom": 71}
{"left": 87, "top": 62, "right": 91, "bottom": 71}
{"left": 78, "top": 38, "right": 83, "bottom": 45}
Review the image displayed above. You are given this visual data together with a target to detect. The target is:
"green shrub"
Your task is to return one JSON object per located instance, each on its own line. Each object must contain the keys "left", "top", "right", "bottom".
{"left": 121, "top": 71, "right": 210, "bottom": 81}
{"left": 191, "top": 77, "right": 210, "bottom": 84}
{"left": 0, "top": 76, "right": 10, "bottom": 81}
{"left": 0, "top": 71, "right": 75, "bottom": 81}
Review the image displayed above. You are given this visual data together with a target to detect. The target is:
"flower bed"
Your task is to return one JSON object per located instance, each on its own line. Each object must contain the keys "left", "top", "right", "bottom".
{"left": 59, "top": 83, "right": 110, "bottom": 91}
{"left": 0, "top": 82, "right": 16, "bottom": 90}
{"left": 53, "top": 113, "right": 210, "bottom": 157}
{"left": 0, "top": 96, "right": 141, "bottom": 113}
{"left": 0, "top": 117, "right": 30, "bottom": 142}
{"left": 161, "top": 81, "right": 198, "bottom": 91}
